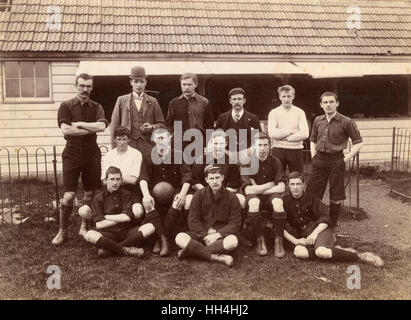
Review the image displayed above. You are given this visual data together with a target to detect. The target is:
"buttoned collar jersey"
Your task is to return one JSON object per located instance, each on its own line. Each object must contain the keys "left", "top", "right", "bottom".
{"left": 188, "top": 186, "right": 242, "bottom": 239}
{"left": 310, "top": 112, "right": 362, "bottom": 154}
{"left": 57, "top": 97, "right": 108, "bottom": 150}
{"left": 101, "top": 145, "right": 143, "bottom": 181}
{"left": 91, "top": 186, "right": 135, "bottom": 233}
{"left": 144, "top": 147, "right": 192, "bottom": 190}
{"left": 241, "top": 154, "right": 283, "bottom": 191}
{"left": 191, "top": 152, "right": 241, "bottom": 189}
{"left": 283, "top": 192, "right": 331, "bottom": 237}
{"left": 166, "top": 92, "right": 214, "bottom": 134}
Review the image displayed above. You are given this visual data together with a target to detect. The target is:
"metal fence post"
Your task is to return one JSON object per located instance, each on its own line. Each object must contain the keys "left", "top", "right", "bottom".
{"left": 53, "top": 146, "right": 60, "bottom": 220}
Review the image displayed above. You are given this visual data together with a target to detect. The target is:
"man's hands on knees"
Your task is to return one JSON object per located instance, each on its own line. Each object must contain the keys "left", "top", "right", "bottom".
{"left": 204, "top": 229, "right": 222, "bottom": 246}
{"left": 296, "top": 238, "right": 307, "bottom": 246}
{"left": 172, "top": 193, "right": 186, "bottom": 210}
{"left": 306, "top": 232, "right": 319, "bottom": 245}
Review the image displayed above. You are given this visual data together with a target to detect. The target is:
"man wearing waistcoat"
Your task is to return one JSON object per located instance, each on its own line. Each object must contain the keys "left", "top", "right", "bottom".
{"left": 110, "top": 66, "right": 166, "bottom": 163}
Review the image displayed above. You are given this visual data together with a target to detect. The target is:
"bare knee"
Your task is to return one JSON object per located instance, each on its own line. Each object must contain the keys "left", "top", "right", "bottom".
{"left": 132, "top": 203, "right": 144, "bottom": 219}
{"left": 315, "top": 246, "right": 332, "bottom": 259}
{"left": 248, "top": 198, "right": 260, "bottom": 212}
{"left": 294, "top": 245, "right": 309, "bottom": 259}
{"left": 236, "top": 194, "right": 246, "bottom": 209}
{"left": 139, "top": 223, "right": 155, "bottom": 238}
{"left": 184, "top": 195, "right": 193, "bottom": 210}
{"left": 85, "top": 230, "right": 102, "bottom": 244}
{"left": 223, "top": 235, "right": 238, "bottom": 251}
{"left": 62, "top": 192, "right": 75, "bottom": 205}
{"left": 175, "top": 232, "right": 191, "bottom": 249}
{"left": 271, "top": 198, "right": 284, "bottom": 212}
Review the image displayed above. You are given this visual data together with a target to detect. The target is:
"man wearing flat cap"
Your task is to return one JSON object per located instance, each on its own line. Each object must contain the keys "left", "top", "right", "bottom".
{"left": 110, "top": 66, "right": 166, "bottom": 163}
{"left": 215, "top": 87, "right": 261, "bottom": 154}
{"left": 175, "top": 164, "right": 242, "bottom": 267}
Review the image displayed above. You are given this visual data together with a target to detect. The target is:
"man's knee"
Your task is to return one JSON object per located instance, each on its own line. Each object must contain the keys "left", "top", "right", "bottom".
{"left": 271, "top": 198, "right": 284, "bottom": 212}
{"left": 236, "top": 194, "right": 246, "bottom": 209}
{"left": 132, "top": 203, "right": 144, "bottom": 219}
{"left": 139, "top": 223, "right": 155, "bottom": 238}
{"left": 85, "top": 230, "right": 102, "bottom": 244}
{"left": 184, "top": 195, "right": 193, "bottom": 210}
{"left": 315, "top": 246, "right": 332, "bottom": 259}
{"left": 78, "top": 205, "right": 92, "bottom": 219}
{"left": 248, "top": 198, "right": 260, "bottom": 212}
{"left": 175, "top": 232, "right": 191, "bottom": 249}
{"left": 223, "top": 235, "right": 238, "bottom": 251}
{"left": 294, "top": 245, "right": 309, "bottom": 259}
{"left": 62, "top": 192, "right": 75, "bottom": 205}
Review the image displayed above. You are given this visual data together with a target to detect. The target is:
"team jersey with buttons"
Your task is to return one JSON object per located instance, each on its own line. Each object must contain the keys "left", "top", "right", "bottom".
{"left": 101, "top": 146, "right": 143, "bottom": 181}
{"left": 310, "top": 113, "right": 362, "bottom": 154}
{"left": 91, "top": 187, "right": 135, "bottom": 233}
{"left": 283, "top": 192, "right": 330, "bottom": 234}
{"left": 145, "top": 148, "right": 191, "bottom": 190}
{"left": 241, "top": 154, "right": 283, "bottom": 191}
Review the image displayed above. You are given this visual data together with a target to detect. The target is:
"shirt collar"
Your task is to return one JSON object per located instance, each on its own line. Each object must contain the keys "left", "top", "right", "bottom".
{"left": 324, "top": 112, "right": 342, "bottom": 122}
{"left": 232, "top": 108, "right": 244, "bottom": 119}
{"left": 132, "top": 91, "right": 144, "bottom": 100}
{"left": 103, "top": 185, "right": 120, "bottom": 197}
{"left": 178, "top": 92, "right": 197, "bottom": 100}
{"left": 76, "top": 96, "right": 91, "bottom": 107}
{"left": 206, "top": 185, "right": 224, "bottom": 202}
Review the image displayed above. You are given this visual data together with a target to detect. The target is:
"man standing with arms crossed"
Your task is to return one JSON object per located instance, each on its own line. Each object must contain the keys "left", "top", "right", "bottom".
{"left": 307, "top": 92, "right": 363, "bottom": 227}
{"left": 268, "top": 85, "right": 309, "bottom": 175}
{"left": 53, "top": 73, "right": 108, "bottom": 245}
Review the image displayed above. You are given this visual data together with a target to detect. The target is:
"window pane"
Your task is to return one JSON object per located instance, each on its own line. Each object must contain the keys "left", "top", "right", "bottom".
{"left": 35, "top": 62, "right": 49, "bottom": 78}
{"left": 4, "top": 61, "right": 19, "bottom": 78}
{"left": 5, "top": 79, "right": 20, "bottom": 97}
{"left": 20, "top": 61, "right": 34, "bottom": 78}
{"left": 35, "top": 79, "right": 50, "bottom": 97}
{"left": 21, "top": 79, "right": 35, "bottom": 97}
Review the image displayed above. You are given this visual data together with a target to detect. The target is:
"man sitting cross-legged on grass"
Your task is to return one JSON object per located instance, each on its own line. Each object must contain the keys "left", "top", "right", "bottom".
{"left": 283, "top": 171, "right": 384, "bottom": 267}
{"left": 175, "top": 164, "right": 242, "bottom": 267}
{"left": 80, "top": 166, "right": 155, "bottom": 257}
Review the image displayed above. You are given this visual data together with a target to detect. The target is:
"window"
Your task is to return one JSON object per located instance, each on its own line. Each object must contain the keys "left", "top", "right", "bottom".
{"left": 0, "top": 0, "right": 12, "bottom": 12}
{"left": 3, "top": 61, "right": 51, "bottom": 101}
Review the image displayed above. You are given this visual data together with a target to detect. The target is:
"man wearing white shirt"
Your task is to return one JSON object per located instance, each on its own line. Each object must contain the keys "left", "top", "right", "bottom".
{"left": 267, "top": 85, "right": 309, "bottom": 175}
{"left": 79, "top": 126, "right": 153, "bottom": 238}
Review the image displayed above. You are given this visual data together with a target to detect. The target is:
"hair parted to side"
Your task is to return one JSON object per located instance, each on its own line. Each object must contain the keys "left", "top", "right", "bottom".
{"left": 180, "top": 72, "right": 198, "bottom": 85}
{"left": 211, "top": 129, "right": 227, "bottom": 141}
{"left": 105, "top": 166, "right": 122, "bottom": 179}
{"left": 75, "top": 73, "right": 93, "bottom": 86}
{"left": 113, "top": 126, "right": 130, "bottom": 138}
{"left": 320, "top": 91, "right": 339, "bottom": 103}
{"left": 254, "top": 131, "right": 270, "bottom": 142}
{"left": 288, "top": 171, "right": 305, "bottom": 183}
{"left": 277, "top": 84, "right": 295, "bottom": 95}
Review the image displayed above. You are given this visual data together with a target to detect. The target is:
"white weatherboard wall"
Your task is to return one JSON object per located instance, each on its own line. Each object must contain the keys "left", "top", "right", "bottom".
{"left": 0, "top": 61, "right": 111, "bottom": 178}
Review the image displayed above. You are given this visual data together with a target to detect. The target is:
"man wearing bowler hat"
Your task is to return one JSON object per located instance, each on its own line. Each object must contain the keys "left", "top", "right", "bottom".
{"left": 110, "top": 66, "right": 166, "bottom": 162}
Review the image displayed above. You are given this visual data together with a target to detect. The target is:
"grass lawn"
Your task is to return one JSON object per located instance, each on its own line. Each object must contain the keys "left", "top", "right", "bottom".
{"left": 0, "top": 209, "right": 409, "bottom": 300}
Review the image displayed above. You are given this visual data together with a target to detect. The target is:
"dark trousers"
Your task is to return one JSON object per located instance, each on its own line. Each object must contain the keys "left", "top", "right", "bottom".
{"left": 271, "top": 147, "right": 303, "bottom": 175}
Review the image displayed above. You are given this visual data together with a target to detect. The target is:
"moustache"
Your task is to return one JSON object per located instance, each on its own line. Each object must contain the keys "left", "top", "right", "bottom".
{"left": 80, "top": 91, "right": 90, "bottom": 96}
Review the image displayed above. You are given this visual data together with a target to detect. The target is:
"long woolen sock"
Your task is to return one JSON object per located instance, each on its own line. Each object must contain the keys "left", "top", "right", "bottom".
{"left": 184, "top": 239, "right": 212, "bottom": 261}
{"left": 96, "top": 237, "right": 125, "bottom": 255}
{"left": 331, "top": 247, "right": 359, "bottom": 262}
{"left": 206, "top": 239, "right": 225, "bottom": 254}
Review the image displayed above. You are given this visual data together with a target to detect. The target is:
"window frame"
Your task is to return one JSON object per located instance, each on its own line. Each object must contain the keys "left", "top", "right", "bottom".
{"left": 2, "top": 60, "right": 53, "bottom": 103}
